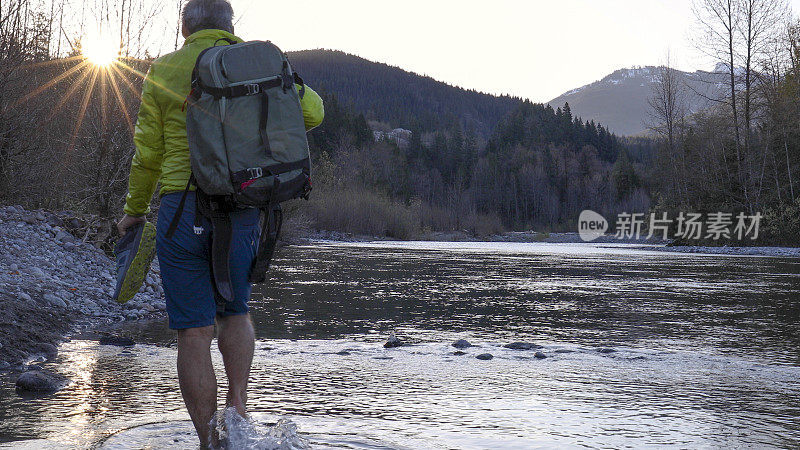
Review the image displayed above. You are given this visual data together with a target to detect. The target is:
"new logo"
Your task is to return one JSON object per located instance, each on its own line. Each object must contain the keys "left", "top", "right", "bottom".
{"left": 578, "top": 210, "right": 608, "bottom": 242}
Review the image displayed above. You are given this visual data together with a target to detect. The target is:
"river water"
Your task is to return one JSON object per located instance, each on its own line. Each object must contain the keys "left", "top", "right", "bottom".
{"left": 1, "top": 241, "right": 799, "bottom": 449}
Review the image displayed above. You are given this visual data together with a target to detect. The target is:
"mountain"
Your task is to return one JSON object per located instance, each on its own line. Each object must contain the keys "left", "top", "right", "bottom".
{"left": 548, "top": 66, "right": 729, "bottom": 136}
{"left": 286, "top": 49, "right": 524, "bottom": 137}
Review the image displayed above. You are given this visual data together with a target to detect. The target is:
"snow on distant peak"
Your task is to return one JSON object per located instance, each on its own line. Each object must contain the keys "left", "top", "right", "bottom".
{"left": 713, "top": 62, "right": 746, "bottom": 76}
{"left": 621, "top": 66, "right": 653, "bottom": 77}
{"left": 714, "top": 62, "right": 729, "bottom": 73}
{"left": 563, "top": 86, "right": 586, "bottom": 96}
{"left": 601, "top": 66, "right": 660, "bottom": 83}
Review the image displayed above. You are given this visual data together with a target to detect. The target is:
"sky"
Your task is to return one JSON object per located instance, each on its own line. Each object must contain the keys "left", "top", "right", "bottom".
{"left": 191, "top": 0, "right": 799, "bottom": 102}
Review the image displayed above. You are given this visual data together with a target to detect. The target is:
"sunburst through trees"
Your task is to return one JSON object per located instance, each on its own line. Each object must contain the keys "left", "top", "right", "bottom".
{"left": 0, "top": 0, "right": 180, "bottom": 218}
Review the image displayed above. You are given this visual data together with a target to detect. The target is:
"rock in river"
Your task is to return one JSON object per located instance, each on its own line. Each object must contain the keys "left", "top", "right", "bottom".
{"left": 452, "top": 339, "right": 473, "bottom": 349}
{"left": 534, "top": 352, "right": 547, "bottom": 359}
{"left": 31, "top": 343, "right": 58, "bottom": 359}
{"left": 476, "top": 353, "right": 494, "bottom": 360}
{"left": 597, "top": 348, "right": 617, "bottom": 354}
{"left": 504, "top": 342, "right": 542, "bottom": 350}
{"left": 384, "top": 333, "right": 403, "bottom": 348}
{"left": 15, "top": 370, "right": 67, "bottom": 394}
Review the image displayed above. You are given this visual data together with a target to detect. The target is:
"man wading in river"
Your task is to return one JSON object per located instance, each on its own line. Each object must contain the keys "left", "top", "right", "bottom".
{"left": 116, "top": 0, "right": 323, "bottom": 446}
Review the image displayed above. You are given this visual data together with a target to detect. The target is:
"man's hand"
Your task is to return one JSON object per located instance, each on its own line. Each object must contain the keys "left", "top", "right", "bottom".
{"left": 117, "top": 214, "right": 146, "bottom": 237}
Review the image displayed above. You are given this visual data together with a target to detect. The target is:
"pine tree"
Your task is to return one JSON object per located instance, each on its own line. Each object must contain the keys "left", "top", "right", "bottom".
{"left": 611, "top": 149, "right": 639, "bottom": 200}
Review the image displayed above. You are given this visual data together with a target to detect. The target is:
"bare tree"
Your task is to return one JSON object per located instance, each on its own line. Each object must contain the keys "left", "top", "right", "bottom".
{"left": 738, "top": 0, "right": 787, "bottom": 145}
{"left": 647, "top": 53, "right": 689, "bottom": 205}
{"left": 692, "top": 0, "right": 789, "bottom": 211}
{"left": 0, "top": 0, "right": 54, "bottom": 198}
{"left": 693, "top": 0, "right": 743, "bottom": 164}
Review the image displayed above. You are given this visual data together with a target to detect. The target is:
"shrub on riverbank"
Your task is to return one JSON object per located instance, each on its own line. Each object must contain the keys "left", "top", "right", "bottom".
{"left": 304, "top": 185, "right": 505, "bottom": 240}
{"left": 761, "top": 199, "right": 800, "bottom": 246}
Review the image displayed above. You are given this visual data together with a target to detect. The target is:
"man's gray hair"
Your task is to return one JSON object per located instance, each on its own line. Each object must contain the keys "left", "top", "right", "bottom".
{"left": 182, "top": 0, "right": 234, "bottom": 35}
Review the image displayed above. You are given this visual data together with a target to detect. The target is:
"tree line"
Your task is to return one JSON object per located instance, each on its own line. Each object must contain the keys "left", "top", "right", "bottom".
{"left": 647, "top": 0, "right": 799, "bottom": 245}
{"left": 302, "top": 94, "right": 649, "bottom": 235}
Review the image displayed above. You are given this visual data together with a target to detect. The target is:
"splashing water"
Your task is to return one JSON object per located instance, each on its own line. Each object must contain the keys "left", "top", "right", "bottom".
{"left": 213, "top": 407, "right": 309, "bottom": 450}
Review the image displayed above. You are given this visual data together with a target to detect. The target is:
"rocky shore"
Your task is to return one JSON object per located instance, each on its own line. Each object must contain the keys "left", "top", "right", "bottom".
{"left": 0, "top": 205, "right": 166, "bottom": 370}
{"left": 638, "top": 244, "right": 800, "bottom": 257}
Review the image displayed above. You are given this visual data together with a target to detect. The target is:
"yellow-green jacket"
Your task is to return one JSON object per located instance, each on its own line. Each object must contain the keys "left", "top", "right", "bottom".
{"left": 124, "top": 29, "right": 324, "bottom": 217}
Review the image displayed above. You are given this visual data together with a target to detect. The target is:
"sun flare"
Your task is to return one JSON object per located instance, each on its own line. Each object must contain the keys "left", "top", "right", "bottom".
{"left": 82, "top": 32, "right": 119, "bottom": 67}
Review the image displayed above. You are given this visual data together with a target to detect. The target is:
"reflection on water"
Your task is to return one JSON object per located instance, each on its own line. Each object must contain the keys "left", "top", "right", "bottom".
{"left": 1, "top": 242, "right": 799, "bottom": 448}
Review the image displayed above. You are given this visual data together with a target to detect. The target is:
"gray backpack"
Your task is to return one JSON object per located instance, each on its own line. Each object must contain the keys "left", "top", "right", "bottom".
{"left": 167, "top": 38, "right": 313, "bottom": 305}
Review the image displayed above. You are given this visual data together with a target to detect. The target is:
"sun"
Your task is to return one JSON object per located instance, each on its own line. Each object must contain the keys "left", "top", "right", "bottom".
{"left": 82, "top": 32, "right": 119, "bottom": 67}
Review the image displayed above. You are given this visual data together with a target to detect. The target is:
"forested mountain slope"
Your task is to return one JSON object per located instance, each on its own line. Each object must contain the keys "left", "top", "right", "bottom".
{"left": 287, "top": 49, "right": 524, "bottom": 137}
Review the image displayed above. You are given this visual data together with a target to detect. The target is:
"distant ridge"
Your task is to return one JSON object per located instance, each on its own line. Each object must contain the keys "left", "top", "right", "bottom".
{"left": 548, "top": 66, "right": 728, "bottom": 136}
{"left": 287, "top": 49, "right": 524, "bottom": 137}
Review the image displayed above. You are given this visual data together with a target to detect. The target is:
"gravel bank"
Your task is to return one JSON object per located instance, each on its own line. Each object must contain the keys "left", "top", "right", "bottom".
{"left": 639, "top": 245, "right": 800, "bottom": 257}
{"left": 0, "top": 205, "right": 166, "bottom": 369}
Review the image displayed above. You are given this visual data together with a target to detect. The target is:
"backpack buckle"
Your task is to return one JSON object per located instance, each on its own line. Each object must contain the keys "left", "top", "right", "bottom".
{"left": 246, "top": 83, "right": 261, "bottom": 95}
{"left": 247, "top": 167, "right": 263, "bottom": 179}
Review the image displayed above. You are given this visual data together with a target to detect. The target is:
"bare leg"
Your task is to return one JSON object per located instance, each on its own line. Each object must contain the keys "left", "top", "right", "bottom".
{"left": 217, "top": 314, "right": 255, "bottom": 416}
{"left": 177, "top": 325, "right": 217, "bottom": 448}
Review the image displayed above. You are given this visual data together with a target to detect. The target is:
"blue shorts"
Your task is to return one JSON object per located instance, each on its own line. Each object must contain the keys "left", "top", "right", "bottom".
{"left": 156, "top": 191, "right": 261, "bottom": 330}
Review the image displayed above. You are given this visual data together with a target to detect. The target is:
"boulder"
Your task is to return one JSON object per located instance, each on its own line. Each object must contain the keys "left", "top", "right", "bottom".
{"left": 15, "top": 370, "right": 67, "bottom": 394}
{"left": 476, "top": 353, "right": 494, "bottom": 360}
{"left": 597, "top": 348, "right": 617, "bottom": 354}
{"left": 452, "top": 339, "right": 473, "bottom": 349}
{"left": 534, "top": 352, "right": 547, "bottom": 359}
{"left": 31, "top": 343, "right": 58, "bottom": 359}
{"left": 504, "top": 342, "right": 542, "bottom": 350}
{"left": 55, "top": 230, "right": 75, "bottom": 244}
{"left": 451, "top": 351, "right": 467, "bottom": 356}
{"left": 43, "top": 293, "right": 67, "bottom": 308}
{"left": 384, "top": 334, "right": 403, "bottom": 348}
{"left": 66, "top": 217, "right": 82, "bottom": 230}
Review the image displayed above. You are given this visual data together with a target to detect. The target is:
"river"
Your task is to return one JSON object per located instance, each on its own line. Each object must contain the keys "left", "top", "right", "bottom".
{"left": 1, "top": 241, "right": 799, "bottom": 448}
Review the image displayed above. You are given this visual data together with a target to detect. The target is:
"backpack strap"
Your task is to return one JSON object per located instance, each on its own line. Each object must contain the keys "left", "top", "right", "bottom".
{"left": 259, "top": 91, "right": 272, "bottom": 158}
{"left": 250, "top": 204, "right": 283, "bottom": 283}
{"left": 195, "top": 190, "right": 237, "bottom": 305}
{"left": 210, "top": 214, "right": 235, "bottom": 304}
{"left": 199, "top": 77, "right": 283, "bottom": 100}
{"left": 165, "top": 174, "right": 196, "bottom": 239}
{"left": 230, "top": 158, "right": 310, "bottom": 186}
{"left": 249, "top": 177, "right": 282, "bottom": 283}
{"left": 213, "top": 38, "right": 237, "bottom": 47}
{"left": 293, "top": 72, "right": 305, "bottom": 99}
